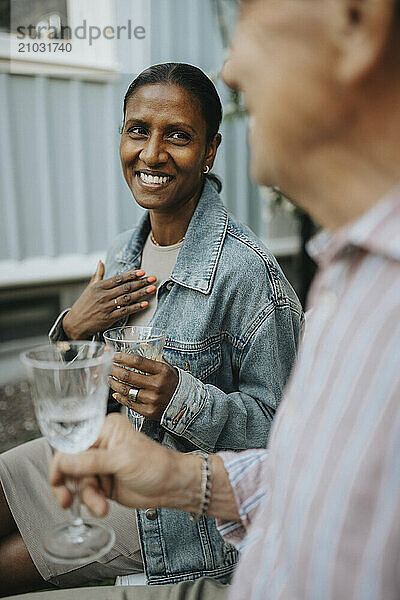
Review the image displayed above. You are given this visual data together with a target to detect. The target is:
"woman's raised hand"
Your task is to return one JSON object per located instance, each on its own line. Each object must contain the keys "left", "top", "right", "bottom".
{"left": 109, "top": 352, "right": 179, "bottom": 421}
{"left": 62, "top": 260, "right": 157, "bottom": 340}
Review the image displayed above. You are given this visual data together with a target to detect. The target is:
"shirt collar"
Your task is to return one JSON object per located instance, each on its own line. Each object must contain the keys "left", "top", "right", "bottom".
{"left": 116, "top": 179, "right": 228, "bottom": 294}
{"left": 308, "top": 185, "right": 400, "bottom": 266}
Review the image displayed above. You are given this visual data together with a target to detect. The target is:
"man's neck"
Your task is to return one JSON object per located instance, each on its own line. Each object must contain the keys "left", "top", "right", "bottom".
{"left": 292, "top": 111, "right": 400, "bottom": 231}
{"left": 299, "top": 145, "right": 400, "bottom": 231}
{"left": 289, "top": 67, "right": 400, "bottom": 231}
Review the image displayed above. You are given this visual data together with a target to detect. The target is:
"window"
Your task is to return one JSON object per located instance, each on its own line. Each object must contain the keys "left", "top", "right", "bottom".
{"left": 1, "top": 0, "right": 69, "bottom": 36}
{"left": 0, "top": 0, "right": 127, "bottom": 81}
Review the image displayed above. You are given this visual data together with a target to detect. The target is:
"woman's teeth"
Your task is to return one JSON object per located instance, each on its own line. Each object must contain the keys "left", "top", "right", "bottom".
{"left": 139, "top": 172, "right": 171, "bottom": 185}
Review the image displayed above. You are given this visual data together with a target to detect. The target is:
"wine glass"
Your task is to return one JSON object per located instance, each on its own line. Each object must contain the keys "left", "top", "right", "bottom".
{"left": 21, "top": 341, "right": 115, "bottom": 564}
{"left": 103, "top": 326, "right": 167, "bottom": 431}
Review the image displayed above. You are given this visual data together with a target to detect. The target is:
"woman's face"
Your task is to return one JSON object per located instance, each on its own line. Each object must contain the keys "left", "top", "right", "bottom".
{"left": 120, "top": 83, "right": 218, "bottom": 213}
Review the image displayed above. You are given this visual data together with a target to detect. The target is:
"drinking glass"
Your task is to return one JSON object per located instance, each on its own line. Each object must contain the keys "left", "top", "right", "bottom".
{"left": 21, "top": 341, "right": 115, "bottom": 564}
{"left": 103, "top": 326, "right": 167, "bottom": 431}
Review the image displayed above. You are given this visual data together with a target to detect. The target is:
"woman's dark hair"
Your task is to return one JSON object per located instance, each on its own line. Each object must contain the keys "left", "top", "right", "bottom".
{"left": 122, "top": 63, "right": 223, "bottom": 192}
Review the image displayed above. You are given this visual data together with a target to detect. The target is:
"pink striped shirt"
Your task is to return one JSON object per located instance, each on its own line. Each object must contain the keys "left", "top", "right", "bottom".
{"left": 218, "top": 188, "right": 400, "bottom": 599}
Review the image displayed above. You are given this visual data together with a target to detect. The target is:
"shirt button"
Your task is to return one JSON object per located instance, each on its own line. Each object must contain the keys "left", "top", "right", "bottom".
{"left": 145, "top": 508, "right": 158, "bottom": 520}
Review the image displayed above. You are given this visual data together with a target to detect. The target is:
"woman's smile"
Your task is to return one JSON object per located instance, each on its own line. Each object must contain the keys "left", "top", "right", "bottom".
{"left": 135, "top": 169, "right": 175, "bottom": 190}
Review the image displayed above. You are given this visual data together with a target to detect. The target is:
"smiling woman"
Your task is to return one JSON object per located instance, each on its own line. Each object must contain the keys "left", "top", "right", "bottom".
{"left": 120, "top": 63, "right": 223, "bottom": 222}
{"left": 120, "top": 79, "right": 220, "bottom": 243}
{"left": 0, "top": 63, "right": 303, "bottom": 595}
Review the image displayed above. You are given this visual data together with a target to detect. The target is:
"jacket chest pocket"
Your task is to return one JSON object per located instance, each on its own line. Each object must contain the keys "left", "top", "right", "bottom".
{"left": 164, "top": 338, "right": 221, "bottom": 381}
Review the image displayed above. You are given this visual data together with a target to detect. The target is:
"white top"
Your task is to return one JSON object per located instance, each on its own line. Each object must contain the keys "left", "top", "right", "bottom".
{"left": 129, "top": 234, "right": 182, "bottom": 327}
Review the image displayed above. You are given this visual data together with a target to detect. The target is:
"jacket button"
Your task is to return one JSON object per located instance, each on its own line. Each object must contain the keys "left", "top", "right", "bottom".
{"left": 145, "top": 508, "right": 158, "bottom": 520}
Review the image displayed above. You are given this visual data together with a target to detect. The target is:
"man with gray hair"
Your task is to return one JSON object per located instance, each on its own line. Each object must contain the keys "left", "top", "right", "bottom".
{"left": 10, "top": 0, "right": 400, "bottom": 598}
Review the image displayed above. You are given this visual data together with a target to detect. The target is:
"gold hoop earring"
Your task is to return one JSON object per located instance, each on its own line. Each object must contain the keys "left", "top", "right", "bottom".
{"left": 203, "top": 166, "right": 210, "bottom": 174}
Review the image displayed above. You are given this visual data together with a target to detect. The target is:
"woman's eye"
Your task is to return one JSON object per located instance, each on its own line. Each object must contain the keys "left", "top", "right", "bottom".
{"left": 169, "top": 131, "right": 191, "bottom": 144}
{"left": 127, "top": 126, "right": 148, "bottom": 137}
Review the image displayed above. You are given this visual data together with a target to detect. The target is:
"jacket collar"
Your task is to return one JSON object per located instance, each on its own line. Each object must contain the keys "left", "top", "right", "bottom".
{"left": 116, "top": 180, "right": 228, "bottom": 294}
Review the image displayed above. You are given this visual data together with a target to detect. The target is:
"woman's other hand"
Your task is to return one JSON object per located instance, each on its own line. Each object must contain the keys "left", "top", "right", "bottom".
{"left": 62, "top": 261, "right": 157, "bottom": 340}
{"left": 109, "top": 352, "right": 179, "bottom": 421}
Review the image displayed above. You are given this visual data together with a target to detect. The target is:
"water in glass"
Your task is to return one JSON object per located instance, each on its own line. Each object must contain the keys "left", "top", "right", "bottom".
{"left": 103, "top": 326, "right": 167, "bottom": 430}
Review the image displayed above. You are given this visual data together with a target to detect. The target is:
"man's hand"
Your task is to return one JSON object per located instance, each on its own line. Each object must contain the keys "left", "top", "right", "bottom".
{"left": 50, "top": 414, "right": 181, "bottom": 517}
{"left": 50, "top": 414, "right": 241, "bottom": 523}
{"left": 62, "top": 261, "right": 157, "bottom": 340}
{"left": 108, "top": 353, "right": 179, "bottom": 421}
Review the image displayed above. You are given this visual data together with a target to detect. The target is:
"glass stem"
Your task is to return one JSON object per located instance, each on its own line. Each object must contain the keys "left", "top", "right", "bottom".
{"left": 68, "top": 479, "right": 85, "bottom": 539}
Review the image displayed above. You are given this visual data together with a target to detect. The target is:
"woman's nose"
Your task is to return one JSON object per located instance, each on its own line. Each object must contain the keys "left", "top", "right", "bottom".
{"left": 139, "top": 135, "right": 168, "bottom": 166}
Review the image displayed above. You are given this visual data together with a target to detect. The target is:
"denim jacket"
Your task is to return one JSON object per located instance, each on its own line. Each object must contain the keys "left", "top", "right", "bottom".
{"left": 101, "top": 180, "right": 303, "bottom": 585}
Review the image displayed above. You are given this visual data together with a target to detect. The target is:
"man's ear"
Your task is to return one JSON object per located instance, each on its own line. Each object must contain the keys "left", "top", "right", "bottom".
{"left": 327, "top": 0, "right": 396, "bottom": 84}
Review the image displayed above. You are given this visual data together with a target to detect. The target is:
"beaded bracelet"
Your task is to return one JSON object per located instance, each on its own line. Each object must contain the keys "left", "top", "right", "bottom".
{"left": 189, "top": 451, "right": 212, "bottom": 522}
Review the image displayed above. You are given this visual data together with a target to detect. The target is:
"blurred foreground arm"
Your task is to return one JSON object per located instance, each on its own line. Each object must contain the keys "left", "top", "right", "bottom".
{"left": 50, "top": 413, "right": 241, "bottom": 523}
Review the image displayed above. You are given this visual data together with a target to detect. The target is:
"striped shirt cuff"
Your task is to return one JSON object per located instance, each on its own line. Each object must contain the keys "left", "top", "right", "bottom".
{"left": 216, "top": 449, "right": 268, "bottom": 548}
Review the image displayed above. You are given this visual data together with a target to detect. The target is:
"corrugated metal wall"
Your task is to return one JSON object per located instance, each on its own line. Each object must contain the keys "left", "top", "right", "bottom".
{"left": 0, "top": 74, "right": 120, "bottom": 261}
{"left": 0, "top": 0, "right": 262, "bottom": 266}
